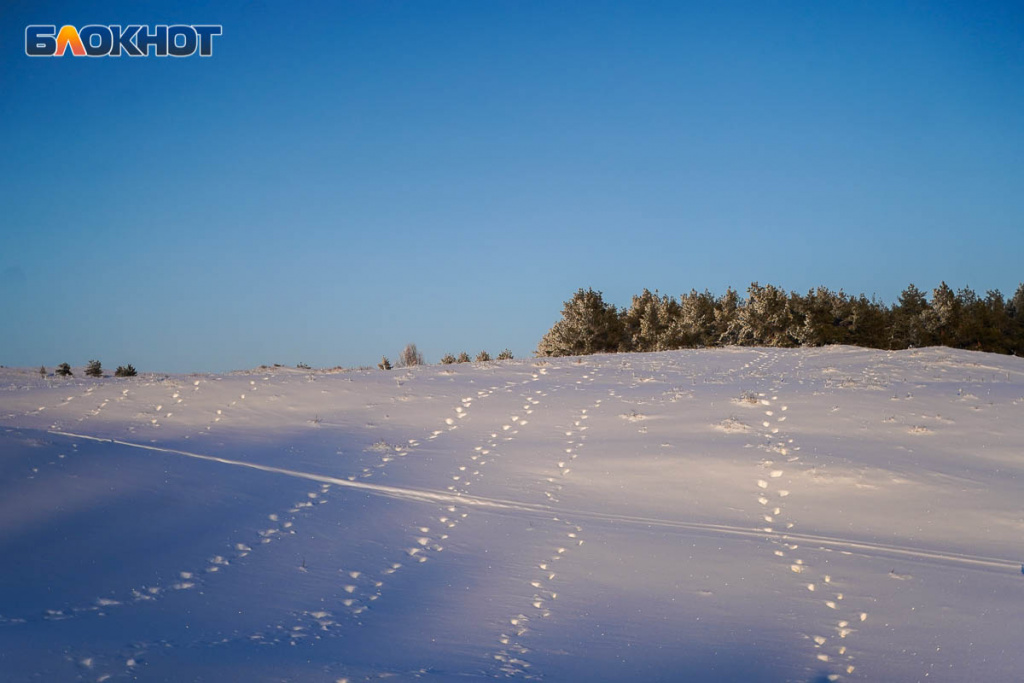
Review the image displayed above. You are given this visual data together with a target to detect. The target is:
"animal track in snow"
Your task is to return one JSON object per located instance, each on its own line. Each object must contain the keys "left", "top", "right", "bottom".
{"left": 487, "top": 388, "right": 601, "bottom": 678}
{"left": 739, "top": 353, "right": 866, "bottom": 677}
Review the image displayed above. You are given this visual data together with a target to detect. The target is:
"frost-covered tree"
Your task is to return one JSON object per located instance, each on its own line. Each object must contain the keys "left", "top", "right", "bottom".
{"left": 456, "top": 352, "right": 471, "bottom": 363}
{"left": 399, "top": 343, "right": 424, "bottom": 367}
{"left": 923, "top": 282, "right": 961, "bottom": 347}
{"left": 440, "top": 353, "right": 457, "bottom": 365}
{"left": 621, "top": 289, "right": 665, "bottom": 352}
{"left": 539, "top": 282, "right": 1021, "bottom": 357}
{"left": 736, "top": 283, "right": 795, "bottom": 347}
{"left": 537, "top": 288, "right": 623, "bottom": 357}
{"left": 678, "top": 289, "right": 718, "bottom": 347}
{"left": 497, "top": 349, "right": 514, "bottom": 360}
{"left": 85, "top": 360, "right": 103, "bottom": 378}
{"left": 714, "top": 288, "right": 741, "bottom": 345}
{"left": 475, "top": 350, "right": 491, "bottom": 362}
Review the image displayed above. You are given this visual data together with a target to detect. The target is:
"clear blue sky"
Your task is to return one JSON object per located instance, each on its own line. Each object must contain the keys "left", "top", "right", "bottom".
{"left": 2, "top": 1, "right": 1022, "bottom": 372}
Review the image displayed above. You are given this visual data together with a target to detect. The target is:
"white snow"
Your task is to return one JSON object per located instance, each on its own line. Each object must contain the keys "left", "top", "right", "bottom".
{"left": 1, "top": 347, "right": 1023, "bottom": 681}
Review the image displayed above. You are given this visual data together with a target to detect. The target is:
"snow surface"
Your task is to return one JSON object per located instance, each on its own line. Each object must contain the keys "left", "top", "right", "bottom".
{"left": 1, "top": 347, "right": 1022, "bottom": 682}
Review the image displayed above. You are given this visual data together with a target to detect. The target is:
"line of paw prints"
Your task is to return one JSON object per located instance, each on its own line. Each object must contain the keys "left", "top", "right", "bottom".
{"left": 491, "top": 392, "right": 602, "bottom": 679}
{"left": 749, "top": 360, "right": 864, "bottom": 679}
{"left": 14, "top": 483, "right": 332, "bottom": 634}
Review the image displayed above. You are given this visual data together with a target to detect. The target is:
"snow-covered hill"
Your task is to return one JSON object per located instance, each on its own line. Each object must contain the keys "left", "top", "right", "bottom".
{"left": 1, "top": 347, "right": 1022, "bottom": 682}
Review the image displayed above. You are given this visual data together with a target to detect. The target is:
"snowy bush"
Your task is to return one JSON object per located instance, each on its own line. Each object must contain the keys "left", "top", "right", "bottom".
{"left": 496, "top": 349, "right": 514, "bottom": 360}
{"left": 378, "top": 356, "right": 392, "bottom": 371}
{"left": 457, "top": 352, "right": 471, "bottom": 363}
{"left": 440, "top": 353, "right": 457, "bottom": 365}
{"left": 114, "top": 364, "right": 137, "bottom": 377}
{"left": 56, "top": 363, "right": 72, "bottom": 377}
{"left": 475, "top": 350, "right": 491, "bottom": 362}
{"left": 399, "top": 343, "right": 424, "bottom": 367}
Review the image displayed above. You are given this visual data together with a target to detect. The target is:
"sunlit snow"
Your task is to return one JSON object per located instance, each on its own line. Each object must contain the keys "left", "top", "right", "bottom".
{"left": 1, "top": 347, "right": 1022, "bottom": 681}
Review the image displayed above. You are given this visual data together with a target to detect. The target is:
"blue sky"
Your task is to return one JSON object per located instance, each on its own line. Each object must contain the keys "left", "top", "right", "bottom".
{"left": 2, "top": 1, "right": 1022, "bottom": 372}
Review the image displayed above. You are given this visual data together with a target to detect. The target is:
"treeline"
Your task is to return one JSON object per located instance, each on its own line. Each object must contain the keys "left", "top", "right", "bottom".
{"left": 537, "top": 283, "right": 1024, "bottom": 357}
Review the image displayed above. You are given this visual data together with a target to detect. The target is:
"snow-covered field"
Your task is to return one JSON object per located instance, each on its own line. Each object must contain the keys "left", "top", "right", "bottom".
{"left": 1, "top": 347, "right": 1022, "bottom": 682}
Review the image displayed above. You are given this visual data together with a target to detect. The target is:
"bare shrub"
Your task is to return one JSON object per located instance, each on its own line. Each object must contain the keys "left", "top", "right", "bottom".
{"left": 399, "top": 343, "right": 424, "bottom": 367}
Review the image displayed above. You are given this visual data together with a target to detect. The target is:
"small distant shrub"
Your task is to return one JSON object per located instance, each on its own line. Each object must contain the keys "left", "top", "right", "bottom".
{"left": 456, "top": 352, "right": 471, "bottom": 363}
{"left": 38, "top": 365, "right": 46, "bottom": 377}
{"left": 440, "top": 353, "right": 456, "bottom": 365}
{"left": 56, "top": 362, "right": 72, "bottom": 377}
{"left": 475, "top": 350, "right": 491, "bottom": 362}
{"left": 114, "top": 364, "right": 137, "bottom": 377}
{"left": 85, "top": 360, "right": 103, "bottom": 378}
{"left": 296, "top": 362, "right": 311, "bottom": 370}
{"left": 378, "top": 356, "right": 392, "bottom": 371}
{"left": 497, "top": 349, "right": 514, "bottom": 360}
{"left": 399, "top": 343, "right": 424, "bottom": 367}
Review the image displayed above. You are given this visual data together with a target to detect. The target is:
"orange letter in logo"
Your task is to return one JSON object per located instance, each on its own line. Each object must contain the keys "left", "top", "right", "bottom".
{"left": 55, "top": 25, "right": 85, "bottom": 56}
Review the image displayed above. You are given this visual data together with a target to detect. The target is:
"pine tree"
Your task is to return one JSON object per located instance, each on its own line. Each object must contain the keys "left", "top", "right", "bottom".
{"left": 114, "top": 364, "right": 137, "bottom": 377}
{"left": 714, "top": 288, "right": 741, "bottom": 345}
{"left": 923, "top": 282, "right": 961, "bottom": 347}
{"left": 539, "top": 282, "right": 1023, "bottom": 356}
{"left": 656, "top": 295, "right": 687, "bottom": 349}
{"left": 976, "top": 290, "right": 1011, "bottom": 353}
{"left": 621, "top": 289, "right": 661, "bottom": 352}
{"left": 56, "top": 362, "right": 72, "bottom": 377}
{"left": 378, "top": 356, "right": 392, "bottom": 370}
{"left": 679, "top": 289, "right": 717, "bottom": 347}
{"left": 1009, "top": 284, "right": 1024, "bottom": 320}
{"left": 1009, "top": 284, "right": 1024, "bottom": 354}
{"left": 791, "top": 287, "right": 849, "bottom": 347}
{"left": 85, "top": 360, "right": 103, "bottom": 378}
{"left": 38, "top": 365, "right": 46, "bottom": 377}
{"left": 456, "top": 352, "right": 471, "bottom": 363}
{"left": 475, "top": 350, "right": 491, "bottom": 362}
{"left": 537, "top": 288, "right": 624, "bottom": 357}
{"left": 440, "top": 353, "right": 457, "bottom": 365}
{"left": 497, "top": 349, "right": 514, "bottom": 360}
{"left": 890, "top": 284, "right": 930, "bottom": 348}
{"left": 736, "top": 283, "right": 795, "bottom": 347}
{"left": 848, "top": 295, "right": 890, "bottom": 348}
